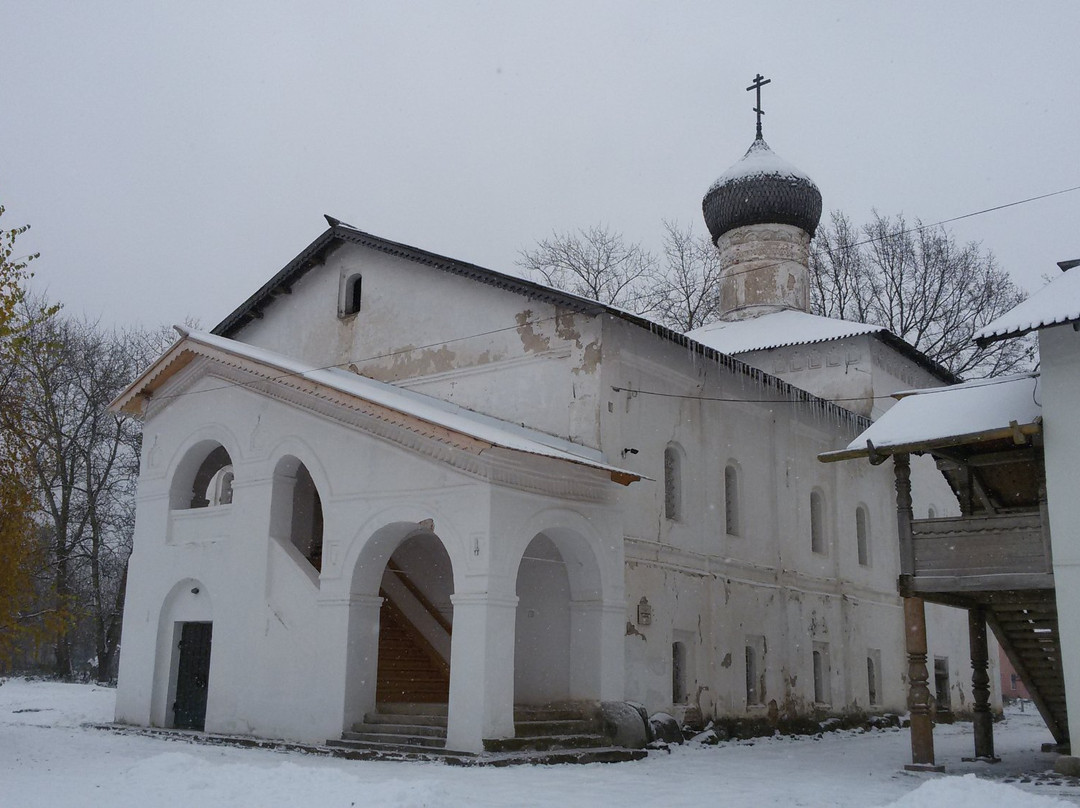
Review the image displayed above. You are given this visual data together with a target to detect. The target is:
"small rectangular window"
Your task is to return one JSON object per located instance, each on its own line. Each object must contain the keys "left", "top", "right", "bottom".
{"left": 339, "top": 273, "right": 363, "bottom": 317}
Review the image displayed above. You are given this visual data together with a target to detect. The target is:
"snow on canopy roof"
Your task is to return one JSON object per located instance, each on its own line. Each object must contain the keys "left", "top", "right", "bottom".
{"left": 114, "top": 329, "right": 639, "bottom": 483}
{"left": 976, "top": 267, "right": 1080, "bottom": 345}
{"left": 820, "top": 373, "right": 1041, "bottom": 462}
{"left": 687, "top": 310, "right": 885, "bottom": 354}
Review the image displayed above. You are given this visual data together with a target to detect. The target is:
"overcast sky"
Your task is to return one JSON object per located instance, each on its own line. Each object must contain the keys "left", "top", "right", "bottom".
{"left": 4, "top": 2, "right": 1079, "bottom": 332}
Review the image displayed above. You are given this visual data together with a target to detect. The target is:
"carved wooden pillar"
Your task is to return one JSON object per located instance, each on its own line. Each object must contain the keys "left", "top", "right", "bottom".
{"left": 904, "top": 596, "right": 943, "bottom": 771}
{"left": 894, "top": 454, "right": 915, "bottom": 581}
{"left": 967, "top": 606, "right": 999, "bottom": 762}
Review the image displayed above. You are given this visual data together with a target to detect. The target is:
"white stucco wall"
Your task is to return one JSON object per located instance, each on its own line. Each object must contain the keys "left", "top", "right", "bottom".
{"left": 231, "top": 243, "right": 605, "bottom": 449}
{"left": 1038, "top": 324, "right": 1080, "bottom": 745}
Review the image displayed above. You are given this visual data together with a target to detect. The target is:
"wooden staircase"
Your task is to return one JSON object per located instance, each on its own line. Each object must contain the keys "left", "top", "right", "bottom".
{"left": 987, "top": 596, "right": 1068, "bottom": 745}
{"left": 375, "top": 595, "right": 450, "bottom": 704}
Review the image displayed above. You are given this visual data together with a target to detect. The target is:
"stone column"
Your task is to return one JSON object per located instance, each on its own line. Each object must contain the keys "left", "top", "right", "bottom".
{"left": 967, "top": 606, "right": 999, "bottom": 762}
{"left": 904, "top": 596, "right": 944, "bottom": 771}
{"left": 444, "top": 592, "right": 519, "bottom": 753}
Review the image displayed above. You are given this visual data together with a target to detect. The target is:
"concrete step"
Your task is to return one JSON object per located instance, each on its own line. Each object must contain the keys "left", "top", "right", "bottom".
{"left": 327, "top": 738, "right": 465, "bottom": 759}
{"left": 376, "top": 703, "right": 449, "bottom": 716}
{"left": 351, "top": 722, "right": 447, "bottom": 739}
{"left": 341, "top": 731, "right": 447, "bottom": 749}
{"left": 514, "top": 719, "right": 605, "bottom": 737}
{"left": 483, "top": 734, "right": 609, "bottom": 753}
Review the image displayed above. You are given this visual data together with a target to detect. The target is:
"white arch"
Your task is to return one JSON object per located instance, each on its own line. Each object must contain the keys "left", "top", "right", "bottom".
{"left": 341, "top": 502, "right": 468, "bottom": 597}
{"left": 164, "top": 425, "right": 244, "bottom": 510}
{"left": 151, "top": 577, "right": 213, "bottom": 727}
{"left": 504, "top": 506, "right": 621, "bottom": 603}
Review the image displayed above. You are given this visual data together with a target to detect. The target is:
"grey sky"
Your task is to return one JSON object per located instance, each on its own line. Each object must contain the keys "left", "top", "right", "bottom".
{"left": 4, "top": 2, "right": 1079, "bottom": 331}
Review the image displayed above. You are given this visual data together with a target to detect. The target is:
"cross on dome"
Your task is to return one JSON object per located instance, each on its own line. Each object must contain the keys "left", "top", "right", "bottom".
{"left": 747, "top": 73, "right": 771, "bottom": 140}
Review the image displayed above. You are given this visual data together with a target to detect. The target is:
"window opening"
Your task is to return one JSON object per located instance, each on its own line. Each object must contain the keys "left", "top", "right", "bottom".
{"left": 810, "top": 490, "right": 826, "bottom": 554}
{"left": 340, "top": 273, "right": 363, "bottom": 317}
{"left": 672, "top": 642, "right": 687, "bottom": 704}
{"left": 856, "top": 505, "right": 870, "bottom": 566}
{"left": 664, "top": 446, "right": 681, "bottom": 521}
{"left": 813, "top": 642, "right": 831, "bottom": 705}
{"left": 934, "top": 657, "right": 951, "bottom": 711}
{"left": 724, "top": 464, "right": 740, "bottom": 536}
{"left": 867, "top": 651, "right": 881, "bottom": 706}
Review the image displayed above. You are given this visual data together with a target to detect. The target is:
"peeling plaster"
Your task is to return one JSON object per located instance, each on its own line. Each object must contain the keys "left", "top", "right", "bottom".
{"left": 516, "top": 310, "right": 551, "bottom": 353}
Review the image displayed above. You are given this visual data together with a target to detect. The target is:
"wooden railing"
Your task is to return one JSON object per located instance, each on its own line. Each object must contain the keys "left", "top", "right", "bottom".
{"left": 906, "top": 512, "right": 1053, "bottom": 592}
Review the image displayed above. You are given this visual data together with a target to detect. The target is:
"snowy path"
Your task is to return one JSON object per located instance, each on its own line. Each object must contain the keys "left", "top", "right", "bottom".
{"left": 2, "top": 679, "right": 1078, "bottom": 808}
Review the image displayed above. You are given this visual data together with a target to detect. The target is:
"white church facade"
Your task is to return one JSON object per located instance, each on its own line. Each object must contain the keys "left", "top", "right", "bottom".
{"left": 111, "top": 130, "right": 983, "bottom": 755}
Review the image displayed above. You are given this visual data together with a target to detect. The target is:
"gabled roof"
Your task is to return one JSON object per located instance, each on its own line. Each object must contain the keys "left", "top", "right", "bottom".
{"left": 976, "top": 267, "right": 1080, "bottom": 346}
{"left": 213, "top": 217, "right": 607, "bottom": 338}
{"left": 208, "top": 218, "right": 922, "bottom": 432}
{"left": 819, "top": 373, "right": 1041, "bottom": 463}
{"left": 687, "top": 309, "right": 956, "bottom": 384}
{"left": 111, "top": 328, "right": 641, "bottom": 486}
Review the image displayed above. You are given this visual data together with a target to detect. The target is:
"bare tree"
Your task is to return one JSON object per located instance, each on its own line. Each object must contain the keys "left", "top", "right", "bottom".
{"left": 517, "top": 224, "right": 660, "bottom": 314}
{"left": 810, "top": 211, "right": 1034, "bottom": 379}
{"left": 652, "top": 221, "right": 723, "bottom": 332}
{"left": 9, "top": 305, "right": 167, "bottom": 679}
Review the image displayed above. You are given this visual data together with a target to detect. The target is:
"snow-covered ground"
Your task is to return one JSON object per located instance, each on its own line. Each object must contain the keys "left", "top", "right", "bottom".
{"left": 2, "top": 678, "right": 1078, "bottom": 807}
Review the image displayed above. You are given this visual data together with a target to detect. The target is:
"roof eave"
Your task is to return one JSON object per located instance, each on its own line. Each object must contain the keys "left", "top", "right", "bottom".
{"left": 818, "top": 420, "right": 1042, "bottom": 464}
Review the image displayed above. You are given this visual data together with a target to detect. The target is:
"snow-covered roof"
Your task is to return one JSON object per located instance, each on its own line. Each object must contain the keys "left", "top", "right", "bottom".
{"left": 819, "top": 373, "right": 1041, "bottom": 462}
{"left": 687, "top": 310, "right": 885, "bottom": 354}
{"left": 976, "top": 267, "right": 1080, "bottom": 345}
{"left": 112, "top": 329, "right": 640, "bottom": 484}
{"left": 710, "top": 138, "right": 816, "bottom": 185}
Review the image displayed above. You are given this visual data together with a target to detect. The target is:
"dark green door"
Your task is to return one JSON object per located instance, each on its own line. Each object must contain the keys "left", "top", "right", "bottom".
{"left": 173, "top": 622, "right": 212, "bottom": 730}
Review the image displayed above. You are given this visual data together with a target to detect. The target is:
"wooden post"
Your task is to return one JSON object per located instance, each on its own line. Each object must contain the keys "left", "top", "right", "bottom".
{"left": 904, "top": 595, "right": 944, "bottom": 771}
{"left": 966, "top": 606, "right": 999, "bottom": 762}
{"left": 895, "top": 454, "right": 915, "bottom": 581}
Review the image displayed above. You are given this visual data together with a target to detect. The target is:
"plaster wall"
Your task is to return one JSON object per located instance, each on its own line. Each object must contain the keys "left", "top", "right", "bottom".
{"left": 733, "top": 335, "right": 947, "bottom": 419}
{"left": 1038, "top": 324, "right": 1080, "bottom": 745}
{"left": 232, "top": 243, "right": 605, "bottom": 448}
{"left": 599, "top": 317, "right": 976, "bottom": 721}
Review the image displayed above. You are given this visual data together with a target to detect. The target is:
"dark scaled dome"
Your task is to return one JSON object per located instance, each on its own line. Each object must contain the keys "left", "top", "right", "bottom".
{"left": 702, "top": 137, "right": 822, "bottom": 243}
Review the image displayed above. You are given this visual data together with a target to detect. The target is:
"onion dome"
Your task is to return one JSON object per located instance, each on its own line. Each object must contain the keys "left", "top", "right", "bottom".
{"left": 702, "top": 137, "right": 822, "bottom": 243}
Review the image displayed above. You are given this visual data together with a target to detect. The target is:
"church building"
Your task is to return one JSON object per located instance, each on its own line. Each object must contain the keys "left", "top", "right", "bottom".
{"left": 110, "top": 109, "right": 981, "bottom": 755}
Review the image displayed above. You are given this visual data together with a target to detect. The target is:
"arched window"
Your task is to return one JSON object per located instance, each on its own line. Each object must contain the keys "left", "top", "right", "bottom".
{"left": 664, "top": 445, "right": 682, "bottom": 522}
{"left": 171, "top": 443, "right": 234, "bottom": 510}
{"left": 340, "top": 273, "right": 362, "bottom": 317}
{"left": 271, "top": 457, "right": 324, "bottom": 573}
{"left": 927, "top": 506, "right": 937, "bottom": 519}
{"left": 855, "top": 504, "right": 870, "bottom": 567}
{"left": 810, "top": 489, "right": 826, "bottom": 555}
{"left": 724, "top": 464, "right": 740, "bottom": 537}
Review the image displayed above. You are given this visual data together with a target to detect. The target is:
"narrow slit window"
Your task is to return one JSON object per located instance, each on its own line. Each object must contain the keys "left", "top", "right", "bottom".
{"left": 724, "top": 464, "right": 740, "bottom": 536}
{"left": 664, "top": 445, "right": 681, "bottom": 522}
{"left": 810, "top": 490, "right": 826, "bottom": 555}
{"left": 341, "top": 274, "right": 363, "bottom": 317}
{"left": 856, "top": 505, "right": 870, "bottom": 566}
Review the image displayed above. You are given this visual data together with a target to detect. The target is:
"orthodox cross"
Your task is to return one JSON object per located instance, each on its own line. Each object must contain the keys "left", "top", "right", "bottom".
{"left": 747, "top": 73, "right": 771, "bottom": 139}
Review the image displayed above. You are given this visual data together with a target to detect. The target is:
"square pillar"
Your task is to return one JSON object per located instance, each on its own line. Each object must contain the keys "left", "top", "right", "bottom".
{"left": 445, "top": 592, "right": 518, "bottom": 753}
